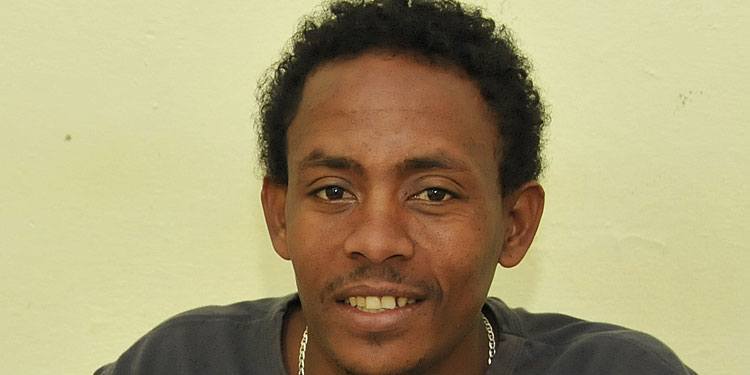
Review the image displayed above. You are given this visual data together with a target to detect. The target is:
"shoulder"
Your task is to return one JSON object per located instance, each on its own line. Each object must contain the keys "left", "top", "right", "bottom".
{"left": 94, "top": 294, "right": 296, "bottom": 375}
{"left": 485, "top": 298, "right": 696, "bottom": 375}
{"left": 541, "top": 326, "right": 695, "bottom": 374}
{"left": 161, "top": 294, "right": 292, "bottom": 327}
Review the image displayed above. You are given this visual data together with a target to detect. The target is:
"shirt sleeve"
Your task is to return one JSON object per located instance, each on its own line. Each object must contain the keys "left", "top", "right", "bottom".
{"left": 545, "top": 329, "right": 697, "bottom": 375}
{"left": 93, "top": 363, "right": 114, "bottom": 375}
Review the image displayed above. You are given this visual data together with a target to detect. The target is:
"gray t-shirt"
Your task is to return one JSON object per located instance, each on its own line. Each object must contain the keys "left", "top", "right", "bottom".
{"left": 95, "top": 294, "right": 696, "bottom": 374}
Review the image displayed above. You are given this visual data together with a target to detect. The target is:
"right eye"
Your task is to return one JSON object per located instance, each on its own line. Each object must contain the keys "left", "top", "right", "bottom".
{"left": 314, "top": 186, "right": 353, "bottom": 201}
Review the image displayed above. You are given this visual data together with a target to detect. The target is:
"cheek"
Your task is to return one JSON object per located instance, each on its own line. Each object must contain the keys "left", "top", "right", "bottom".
{"left": 408, "top": 211, "right": 500, "bottom": 288}
{"left": 286, "top": 213, "right": 334, "bottom": 276}
{"left": 286, "top": 196, "right": 346, "bottom": 253}
{"left": 285, "top": 206, "right": 356, "bottom": 285}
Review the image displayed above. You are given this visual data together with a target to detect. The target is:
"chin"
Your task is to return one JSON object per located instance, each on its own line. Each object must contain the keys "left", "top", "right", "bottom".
{"left": 324, "top": 338, "right": 433, "bottom": 375}
{"left": 333, "top": 355, "right": 429, "bottom": 375}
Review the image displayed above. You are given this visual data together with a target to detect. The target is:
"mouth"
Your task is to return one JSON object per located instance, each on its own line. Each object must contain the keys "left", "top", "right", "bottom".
{"left": 340, "top": 295, "right": 418, "bottom": 313}
{"left": 327, "top": 284, "right": 431, "bottom": 333}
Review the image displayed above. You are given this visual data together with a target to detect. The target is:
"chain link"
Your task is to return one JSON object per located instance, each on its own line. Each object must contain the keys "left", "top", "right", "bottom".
{"left": 297, "top": 326, "right": 308, "bottom": 375}
{"left": 482, "top": 313, "right": 496, "bottom": 365}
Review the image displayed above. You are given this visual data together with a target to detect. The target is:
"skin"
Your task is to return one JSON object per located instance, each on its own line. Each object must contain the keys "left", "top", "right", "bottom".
{"left": 262, "top": 51, "right": 544, "bottom": 374}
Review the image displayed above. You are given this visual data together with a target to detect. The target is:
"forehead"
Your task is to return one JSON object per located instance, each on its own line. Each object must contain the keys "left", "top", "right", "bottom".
{"left": 294, "top": 52, "right": 492, "bottom": 123}
{"left": 287, "top": 52, "right": 500, "bottom": 179}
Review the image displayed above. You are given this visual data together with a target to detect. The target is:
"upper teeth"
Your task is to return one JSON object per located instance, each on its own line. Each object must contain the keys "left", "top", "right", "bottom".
{"left": 346, "top": 296, "right": 416, "bottom": 311}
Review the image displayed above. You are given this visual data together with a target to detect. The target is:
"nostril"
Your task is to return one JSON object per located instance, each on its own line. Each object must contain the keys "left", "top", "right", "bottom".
{"left": 343, "top": 227, "right": 415, "bottom": 262}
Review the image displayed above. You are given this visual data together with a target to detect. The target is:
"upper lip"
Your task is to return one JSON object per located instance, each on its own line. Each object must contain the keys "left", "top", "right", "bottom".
{"left": 332, "top": 282, "right": 429, "bottom": 302}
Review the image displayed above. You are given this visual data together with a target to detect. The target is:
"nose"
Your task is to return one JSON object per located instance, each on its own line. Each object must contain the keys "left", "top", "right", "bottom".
{"left": 343, "top": 199, "right": 415, "bottom": 263}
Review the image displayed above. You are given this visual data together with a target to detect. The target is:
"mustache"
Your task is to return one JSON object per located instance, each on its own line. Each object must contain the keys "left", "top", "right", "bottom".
{"left": 321, "top": 264, "right": 439, "bottom": 301}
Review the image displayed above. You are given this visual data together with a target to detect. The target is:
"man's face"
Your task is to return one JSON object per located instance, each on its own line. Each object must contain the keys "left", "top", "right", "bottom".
{"left": 265, "top": 52, "right": 516, "bottom": 373}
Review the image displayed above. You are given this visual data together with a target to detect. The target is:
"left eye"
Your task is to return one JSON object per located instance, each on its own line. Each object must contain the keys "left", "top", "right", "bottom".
{"left": 412, "top": 188, "right": 453, "bottom": 202}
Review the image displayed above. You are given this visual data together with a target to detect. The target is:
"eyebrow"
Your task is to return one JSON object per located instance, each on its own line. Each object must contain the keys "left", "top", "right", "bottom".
{"left": 298, "top": 150, "right": 365, "bottom": 175}
{"left": 298, "top": 150, "right": 470, "bottom": 176}
{"left": 399, "top": 155, "right": 471, "bottom": 174}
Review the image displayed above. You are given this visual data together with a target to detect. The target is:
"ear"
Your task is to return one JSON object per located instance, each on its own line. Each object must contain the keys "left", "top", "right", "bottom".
{"left": 261, "top": 177, "right": 291, "bottom": 260}
{"left": 499, "top": 181, "right": 545, "bottom": 268}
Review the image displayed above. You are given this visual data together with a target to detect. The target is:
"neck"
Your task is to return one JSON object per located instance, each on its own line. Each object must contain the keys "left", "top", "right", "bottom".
{"left": 282, "top": 303, "right": 306, "bottom": 375}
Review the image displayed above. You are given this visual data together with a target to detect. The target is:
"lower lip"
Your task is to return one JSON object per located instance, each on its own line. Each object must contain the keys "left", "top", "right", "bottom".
{"left": 333, "top": 300, "right": 424, "bottom": 334}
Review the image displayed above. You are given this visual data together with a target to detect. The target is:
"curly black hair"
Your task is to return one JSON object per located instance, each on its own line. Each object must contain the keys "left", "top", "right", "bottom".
{"left": 257, "top": 0, "right": 546, "bottom": 194}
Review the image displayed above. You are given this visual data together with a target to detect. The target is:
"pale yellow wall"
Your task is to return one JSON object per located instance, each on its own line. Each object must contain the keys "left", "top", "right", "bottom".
{"left": 1, "top": 1, "right": 747, "bottom": 374}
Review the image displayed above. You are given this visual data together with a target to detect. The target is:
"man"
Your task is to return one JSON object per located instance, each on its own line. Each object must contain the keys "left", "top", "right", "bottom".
{"left": 97, "top": 1, "right": 696, "bottom": 374}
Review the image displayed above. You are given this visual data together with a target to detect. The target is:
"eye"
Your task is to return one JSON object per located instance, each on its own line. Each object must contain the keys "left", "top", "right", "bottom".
{"left": 314, "top": 185, "right": 354, "bottom": 201}
{"left": 412, "top": 187, "right": 454, "bottom": 202}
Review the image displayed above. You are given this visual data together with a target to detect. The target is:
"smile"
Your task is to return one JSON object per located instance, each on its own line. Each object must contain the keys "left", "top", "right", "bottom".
{"left": 344, "top": 295, "right": 418, "bottom": 313}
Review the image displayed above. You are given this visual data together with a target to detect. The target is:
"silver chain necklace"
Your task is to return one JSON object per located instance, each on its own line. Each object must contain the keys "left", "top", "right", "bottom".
{"left": 297, "top": 313, "right": 496, "bottom": 374}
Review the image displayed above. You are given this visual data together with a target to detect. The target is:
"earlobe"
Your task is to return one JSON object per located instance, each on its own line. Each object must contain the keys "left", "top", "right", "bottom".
{"left": 261, "top": 177, "right": 291, "bottom": 260}
{"left": 499, "top": 181, "right": 545, "bottom": 268}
